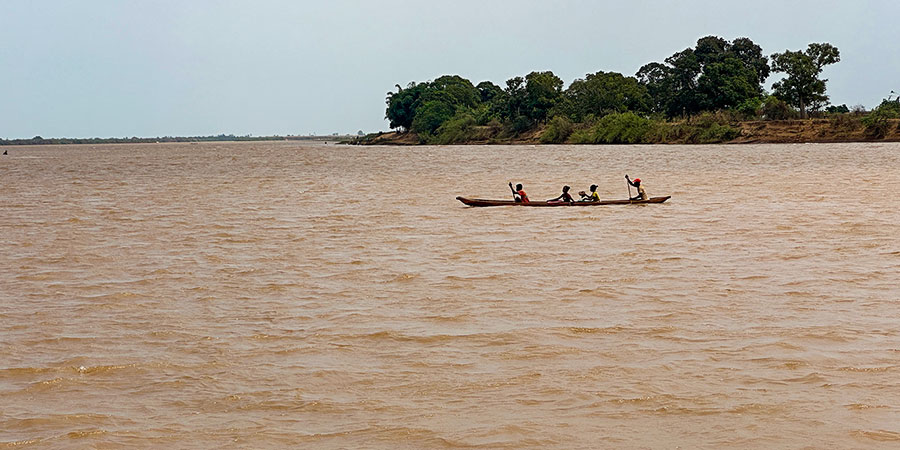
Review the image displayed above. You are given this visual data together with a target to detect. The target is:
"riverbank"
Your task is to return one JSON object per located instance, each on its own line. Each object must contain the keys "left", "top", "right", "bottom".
{"left": 353, "top": 118, "right": 900, "bottom": 145}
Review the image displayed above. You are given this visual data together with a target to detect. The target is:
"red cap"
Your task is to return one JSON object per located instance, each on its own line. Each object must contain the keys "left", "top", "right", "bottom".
{"left": 633, "top": 178, "right": 641, "bottom": 183}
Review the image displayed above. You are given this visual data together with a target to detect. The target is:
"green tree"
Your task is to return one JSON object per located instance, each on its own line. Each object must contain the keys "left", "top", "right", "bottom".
{"left": 729, "top": 37, "right": 771, "bottom": 85}
{"left": 770, "top": 43, "right": 840, "bottom": 118}
{"left": 502, "top": 76, "right": 526, "bottom": 122}
{"left": 522, "top": 70, "right": 564, "bottom": 122}
{"left": 475, "top": 81, "right": 507, "bottom": 123}
{"left": 825, "top": 104, "right": 850, "bottom": 114}
{"left": 636, "top": 62, "right": 674, "bottom": 115}
{"left": 411, "top": 100, "right": 456, "bottom": 136}
{"left": 476, "top": 81, "right": 504, "bottom": 103}
{"left": 694, "top": 36, "right": 730, "bottom": 65}
{"left": 564, "top": 71, "right": 650, "bottom": 121}
{"left": 385, "top": 75, "right": 480, "bottom": 134}
{"left": 499, "top": 72, "right": 564, "bottom": 132}
{"left": 637, "top": 36, "right": 770, "bottom": 118}
{"left": 385, "top": 82, "right": 427, "bottom": 131}
{"left": 663, "top": 49, "right": 702, "bottom": 117}
{"left": 425, "top": 75, "right": 479, "bottom": 108}
{"left": 697, "top": 57, "right": 761, "bottom": 111}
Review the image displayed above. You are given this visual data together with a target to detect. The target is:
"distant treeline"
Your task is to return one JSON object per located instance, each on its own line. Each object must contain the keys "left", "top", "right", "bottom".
{"left": 0, "top": 134, "right": 344, "bottom": 146}
{"left": 381, "top": 35, "right": 900, "bottom": 144}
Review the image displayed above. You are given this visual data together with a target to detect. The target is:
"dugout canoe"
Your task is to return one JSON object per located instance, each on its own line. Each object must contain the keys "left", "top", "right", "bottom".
{"left": 456, "top": 196, "right": 671, "bottom": 207}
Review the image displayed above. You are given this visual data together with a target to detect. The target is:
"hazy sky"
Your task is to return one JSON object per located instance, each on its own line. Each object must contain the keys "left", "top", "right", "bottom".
{"left": 1, "top": 0, "right": 898, "bottom": 138}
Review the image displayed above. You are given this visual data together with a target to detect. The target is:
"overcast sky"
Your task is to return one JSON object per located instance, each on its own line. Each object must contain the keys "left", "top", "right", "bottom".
{"left": 1, "top": 0, "right": 898, "bottom": 138}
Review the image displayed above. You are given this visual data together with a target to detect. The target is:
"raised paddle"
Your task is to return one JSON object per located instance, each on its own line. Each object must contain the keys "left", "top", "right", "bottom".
{"left": 625, "top": 174, "right": 632, "bottom": 201}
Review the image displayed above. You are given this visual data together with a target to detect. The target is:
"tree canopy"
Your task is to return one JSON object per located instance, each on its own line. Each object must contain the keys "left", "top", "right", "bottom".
{"left": 770, "top": 43, "right": 840, "bottom": 118}
{"left": 385, "top": 75, "right": 479, "bottom": 134}
{"left": 564, "top": 71, "right": 650, "bottom": 121}
{"left": 636, "top": 36, "right": 769, "bottom": 118}
{"left": 383, "top": 36, "right": 845, "bottom": 142}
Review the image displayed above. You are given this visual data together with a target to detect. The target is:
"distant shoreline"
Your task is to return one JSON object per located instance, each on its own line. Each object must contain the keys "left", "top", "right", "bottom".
{"left": 353, "top": 119, "right": 900, "bottom": 145}
{"left": 6, "top": 119, "right": 900, "bottom": 147}
{"left": 0, "top": 135, "right": 356, "bottom": 146}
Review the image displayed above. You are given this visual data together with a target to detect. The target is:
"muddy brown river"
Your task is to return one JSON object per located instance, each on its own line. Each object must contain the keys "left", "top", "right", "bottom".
{"left": 1, "top": 141, "right": 899, "bottom": 448}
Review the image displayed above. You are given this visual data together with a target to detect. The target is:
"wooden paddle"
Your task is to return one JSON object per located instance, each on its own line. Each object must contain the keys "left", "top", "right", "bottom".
{"left": 625, "top": 174, "right": 632, "bottom": 201}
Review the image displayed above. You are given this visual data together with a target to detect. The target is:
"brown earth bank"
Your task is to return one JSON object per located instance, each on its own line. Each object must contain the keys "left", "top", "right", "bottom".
{"left": 353, "top": 118, "right": 900, "bottom": 145}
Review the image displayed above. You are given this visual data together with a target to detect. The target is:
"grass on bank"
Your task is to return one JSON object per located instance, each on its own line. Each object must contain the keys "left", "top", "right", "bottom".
{"left": 353, "top": 99, "right": 900, "bottom": 145}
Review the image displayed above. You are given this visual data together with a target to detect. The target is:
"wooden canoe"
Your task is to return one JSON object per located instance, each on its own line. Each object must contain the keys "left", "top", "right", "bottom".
{"left": 456, "top": 196, "right": 671, "bottom": 207}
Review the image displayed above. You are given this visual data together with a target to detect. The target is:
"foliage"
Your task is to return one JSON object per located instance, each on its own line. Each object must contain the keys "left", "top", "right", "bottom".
{"left": 429, "top": 110, "right": 478, "bottom": 144}
{"left": 522, "top": 71, "right": 564, "bottom": 123}
{"left": 696, "top": 122, "right": 741, "bottom": 143}
{"left": 500, "top": 76, "right": 527, "bottom": 127}
{"left": 382, "top": 35, "right": 846, "bottom": 143}
{"left": 861, "top": 99, "right": 900, "bottom": 138}
{"left": 872, "top": 98, "right": 900, "bottom": 117}
{"left": 636, "top": 36, "right": 769, "bottom": 118}
{"left": 760, "top": 96, "right": 798, "bottom": 120}
{"left": 728, "top": 37, "right": 772, "bottom": 85}
{"left": 861, "top": 112, "right": 892, "bottom": 138}
{"left": 540, "top": 116, "right": 575, "bottom": 144}
{"left": 385, "top": 76, "right": 480, "bottom": 133}
{"left": 411, "top": 100, "right": 456, "bottom": 137}
{"left": 770, "top": 43, "right": 840, "bottom": 118}
{"left": 660, "top": 113, "right": 738, "bottom": 143}
{"left": 634, "top": 62, "right": 672, "bottom": 115}
{"left": 826, "top": 104, "right": 850, "bottom": 114}
{"left": 427, "top": 75, "right": 480, "bottom": 108}
{"left": 570, "top": 113, "right": 654, "bottom": 144}
{"left": 735, "top": 97, "right": 765, "bottom": 120}
{"left": 385, "top": 82, "right": 427, "bottom": 131}
{"left": 564, "top": 71, "right": 650, "bottom": 121}
{"left": 476, "top": 81, "right": 504, "bottom": 103}
{"left": 470, "top": 103, "right": 498, "bottom": 126}
{"left": 697, "top": 57, "right": 761, "bottom": 111}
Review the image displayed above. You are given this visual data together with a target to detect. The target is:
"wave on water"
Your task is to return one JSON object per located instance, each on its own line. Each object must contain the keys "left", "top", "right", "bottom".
{"left": 850, "top": 429, "right": 900, "bottom": 442}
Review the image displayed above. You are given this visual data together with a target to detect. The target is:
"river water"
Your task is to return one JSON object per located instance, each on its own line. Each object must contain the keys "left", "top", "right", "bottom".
{"left": 1, "top": 141, "right": 899, "bottom": 448}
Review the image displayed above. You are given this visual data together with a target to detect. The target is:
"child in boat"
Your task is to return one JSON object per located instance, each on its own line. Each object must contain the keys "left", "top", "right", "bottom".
{"left": 626, "top": 175, "right": 648, "bottom": 200}
{"left": 579, "top": 184, "right": 600, "bottom": 202}
{"left": 548, "top": 185, "right": 575, "bottom": 203}
{"left": 508, "top": 182, "right": 529, "bottom": 203}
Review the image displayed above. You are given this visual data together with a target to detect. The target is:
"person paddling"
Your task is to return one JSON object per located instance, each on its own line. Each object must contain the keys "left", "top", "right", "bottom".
{"left": 579, "top": 184, "right": 600, "bottom": 202}
{"left": 626, "top": 175, "right": 648, "bottom": 201}
{"left": 509, "top": 182, "right": 529, "bottom": 203}
{"left": 548, "top": 185, "right": 575, "bottom": 203}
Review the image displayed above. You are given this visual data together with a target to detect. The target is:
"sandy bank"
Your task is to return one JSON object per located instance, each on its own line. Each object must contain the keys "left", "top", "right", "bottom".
{"left": 355, "top": 118, "right": 900, "bottom": 145}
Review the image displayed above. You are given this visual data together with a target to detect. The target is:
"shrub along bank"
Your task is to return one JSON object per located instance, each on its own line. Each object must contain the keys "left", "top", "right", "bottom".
{"left": 354, "top": 114, "right": 900, "bottom": 145}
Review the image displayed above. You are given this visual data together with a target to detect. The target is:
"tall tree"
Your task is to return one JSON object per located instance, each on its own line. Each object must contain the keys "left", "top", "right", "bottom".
{"left": 636, "top": 62, "right": 674, "bottom": 115}
{"left": 522, "top": 71, "right": 564, "bottom": 122}
{"left": 502, "top": 76, "right": 527, "bottom": 122}
{"left": 663, "top": 48, "right": 702, "bottom": 117}
{"left": 636, "top": 36, "right": 770, "bottom": 118}
{"left": 565, "top": 71, "right": 650, "bottom": 121}
{"left": 697, "top": 57, "right": 761, "bottom": 111}
{"left": 729, "top": 37, "right": 770, "bottom": 84}
{"left": 476, "top": 81, "right": 504, "bottom": 103}
{"left": 770, "top": 43, "right": 840, "bottom": 118}
{"left": 385, "top": 82, "right": 427, "bottom": 131}
{"left": 425, "top": 75, "right": 480, "bottom": 108}
{"left": 385, "top": 75, "right": 480, "bottom": 133}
